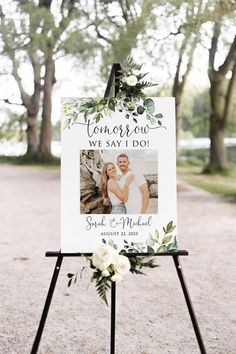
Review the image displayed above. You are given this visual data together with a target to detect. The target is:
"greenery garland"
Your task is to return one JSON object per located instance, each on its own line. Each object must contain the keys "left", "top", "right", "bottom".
{"left": 63, "top": 57, "right": 165, "bottom": 128}
{"left": 68, "top": 221, "right": 177, "bottom": 305}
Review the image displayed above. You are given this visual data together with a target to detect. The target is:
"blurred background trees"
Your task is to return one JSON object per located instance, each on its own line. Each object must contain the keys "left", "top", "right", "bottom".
{"left": 0, "top": 0, "right": 236, "bottom": 171}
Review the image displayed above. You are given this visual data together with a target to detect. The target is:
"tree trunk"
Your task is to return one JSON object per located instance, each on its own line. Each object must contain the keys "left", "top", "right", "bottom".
{"left": 38, "top": 44, "right": 55, "bottom": 159}
{"left": 172, "top": 86, "right": 183, "bottom": 151}
{"left": 209, "top": 117, "right": 227, "bottom": 170}
{"left": 208, "top": 74, "right": 228, "bottom": 170}
{"left": 207, "top": 23, "right": 236, "bottom": 172}
{"left": 26, "top": 112, "right": 38, "bottom": 154}
{"left": 80, "top": 150, "right": 109, "bottom": 214}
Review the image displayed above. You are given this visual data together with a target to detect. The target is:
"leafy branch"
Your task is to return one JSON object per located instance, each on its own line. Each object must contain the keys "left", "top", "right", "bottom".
{"left": 63, "top": 57, "right": 165, "bottom": 128}
{"left": 63, "top": 96, "right": 165, "bottom": 128}
{"left": 148, "top": 221, "right": 178, "bottom": 253}
{"left": 117, "top": 57, "right": 157, "bottom": 100}
{"left": 67, "top": 221, "right": 177, "bottom": 306}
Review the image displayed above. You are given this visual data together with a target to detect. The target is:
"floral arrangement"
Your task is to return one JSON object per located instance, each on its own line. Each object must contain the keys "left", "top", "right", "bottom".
{"left": 68, "top": 222, "right": 177, "bottom": 305}
{"left": 63, "top": 57, "right": 164, "bottom": 128}
{"left": 117, "top": 57, "right": 156, "bottom": 100}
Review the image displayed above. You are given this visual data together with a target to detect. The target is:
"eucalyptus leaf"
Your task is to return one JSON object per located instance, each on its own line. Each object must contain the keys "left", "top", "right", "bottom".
{"left": 172, "top": 236, "right": 178, "bottom": 249}
{"left": 108, "top": 100, "right": 116, "bottom": 112}
{"left": 143, "top": 98, "right": 154, "bottom": 108}
{"left": 147, "top": 105, "right": 155, "bottom": 114}
{"left": 84, "top": 110, "right": 89, "bottom": 122}
{"left": 155, "top": 229, "right": 160, "bottom": 240}
{"left": 150, "top": 118, "right": 156, "bottom": 125}
{"left": 162, "top": 236, "right": 172, "bottom": 244}
{"left": 99, "top": 98, "right": 108, "bottom": 105}
{"left": 85, "top": 101, "right": 94, "bottom": 109}
{"left": 167, "top": 221, "right": 173, "bottom": 230}
{"left": 89, "top": 107, "right": 96, "bottom": 114}
{"left": 72, "top": 114, "right": 78, "bottom": 122}
{"left": 155, "top": 113, "right": 163, "bottom": 119}
{"left": 96, "top": 104, "right": 104, "bottom": 112}
{"left": 157, "top": 245, "right": 168, "bottom": 253}
{"left": 166, "top": 221, "right": 176, "bottom": 233}
{"left": 137, "top": 106, "right": 145, "bottom": 114}
{"left": 167, "top": 242, "right": 177, "bottom": 251}
{"left": 147, "top": 246, "right": 155, "bottom": 253}
{"left": 151, "top": 236, "right": 158, "bottom": 243}
{"left": 63, "top": 119, "right": 71, "bottom": 129}
{"left": 116, "top": 91, "right": 126, "bottom": 99}
{"left": 95, "top": 113, "right": 101, "bottom": 123}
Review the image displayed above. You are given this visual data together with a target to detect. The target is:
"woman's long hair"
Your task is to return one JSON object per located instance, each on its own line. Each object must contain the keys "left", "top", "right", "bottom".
{"left": 100, "top": 163, "right": 115, "bottom": 202}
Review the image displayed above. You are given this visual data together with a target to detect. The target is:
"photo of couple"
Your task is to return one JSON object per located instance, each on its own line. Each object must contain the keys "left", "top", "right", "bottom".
{"left": 101, "top": 153, "right": 149, "bottom": 214}
{"left": 80, "top": 150, "right": 158, "bottom": 215}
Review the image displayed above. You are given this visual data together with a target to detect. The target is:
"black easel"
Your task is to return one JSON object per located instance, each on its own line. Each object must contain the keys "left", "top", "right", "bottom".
{"left": 31, "top": 64, "right": 206, "bottom": 354}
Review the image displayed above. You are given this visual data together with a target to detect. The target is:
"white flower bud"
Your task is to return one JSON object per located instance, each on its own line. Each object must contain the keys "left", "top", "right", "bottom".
{"left": 126, "top": 75, "right": 138, "bottom": 86}
{"left": 111, "top": 273, "right": 123, "bottom": 282}
{"left": 102, "top": 269, "right": 110, "bottom": 277}
{"left": 132, "top": 69, "right": 140, "bottom": 76}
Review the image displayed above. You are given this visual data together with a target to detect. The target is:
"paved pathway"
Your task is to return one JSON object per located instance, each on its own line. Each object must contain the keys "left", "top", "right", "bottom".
{"left": 0, "top": 165, "right": 236, "bottom": 354}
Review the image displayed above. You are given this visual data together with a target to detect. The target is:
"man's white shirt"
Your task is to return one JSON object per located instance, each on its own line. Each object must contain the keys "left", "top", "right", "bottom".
{"left": 119, "top": 169, "right": 146, "bottom": 214}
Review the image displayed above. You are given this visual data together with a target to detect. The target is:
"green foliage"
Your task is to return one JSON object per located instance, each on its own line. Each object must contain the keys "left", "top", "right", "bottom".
{"left": 120, "top": 239, "right": 159, "bottom": 275}
{"left": 0, "top": 110, "right": 26, "bottom": 141}
{"left": 63, "top": 96, "right": 165, "bottom": 128}
{"left": 67, "top": 272, "right": 77, "bottom": 288}
{"left": 101, "top": 0, "right": 157, "bottom": 76}
{"left": 129, "top": 256, "right": 158, "bottom": 275}
{"left": 117, "top": 57, "right": 158, "bottom": 100}
{"left": 178, "top": 163, "right": 236, "bottom": 202}
{"left": 63, "top": 57, "right": 164, "bottom": 129}
{"left": 92, "top": 270, "right": 111, "bottom": 306}
{"left": 67, "top": 220, "right": 178, "bottom": 306}
{"left": 149, "top": 221, "right": 178, "bottom": 253}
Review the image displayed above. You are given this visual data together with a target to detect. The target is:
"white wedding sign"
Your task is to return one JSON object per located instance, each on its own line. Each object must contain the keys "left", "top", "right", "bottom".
{"left": 61, "top": 97, "right": 178, "bottom": 253}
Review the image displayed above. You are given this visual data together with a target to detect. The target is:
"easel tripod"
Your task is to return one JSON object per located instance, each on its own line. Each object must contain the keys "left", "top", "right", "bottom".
{"left": 31, "top": 64, "right": 206, "bottom": 354}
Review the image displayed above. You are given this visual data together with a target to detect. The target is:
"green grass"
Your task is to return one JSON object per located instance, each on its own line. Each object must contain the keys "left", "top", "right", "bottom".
{"left": 177, "top": 162, "right": 236, "bottom": 202}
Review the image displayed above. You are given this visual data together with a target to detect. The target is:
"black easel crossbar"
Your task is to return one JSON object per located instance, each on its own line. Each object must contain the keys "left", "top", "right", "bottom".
{"left": 45, "top": 250, "right": 189, "bottom": 257}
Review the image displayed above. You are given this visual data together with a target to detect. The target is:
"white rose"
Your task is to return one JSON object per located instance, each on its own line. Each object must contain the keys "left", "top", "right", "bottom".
{"left": 121, "top": 76, "right": 127, "bottom": 83}
{"left": 126, "top": 75, "right": 138, "bottom": 86}
{"left": 132, "top": 69, "right": 140, "bottom": 76}
{"left": 102, "top": 269, "right": 110, "bottom": 277}
{"left": 92, "top": 245, "right": 117, "bottom": 271}
{"left": 111, "top": 273, "right": 123, "bottom": 282}
{"left": 113, "top": 254, "right": 130, "bottom": 276}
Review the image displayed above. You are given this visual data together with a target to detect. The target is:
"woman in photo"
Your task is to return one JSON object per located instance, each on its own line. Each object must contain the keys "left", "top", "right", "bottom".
{"left": 100, "top": 163, "right": 134, "bottom": 214}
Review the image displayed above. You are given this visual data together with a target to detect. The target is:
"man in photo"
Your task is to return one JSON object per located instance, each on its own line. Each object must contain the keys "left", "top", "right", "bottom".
{"left": 117, "top": 153, "right": 149, "bottom": 214}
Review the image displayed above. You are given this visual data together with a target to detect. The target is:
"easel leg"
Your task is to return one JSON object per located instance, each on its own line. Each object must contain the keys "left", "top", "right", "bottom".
{"left": 110, "top": 281, "right": 116, "bottom": 354}
{"left": 173, "top": 256, "right": 206, "bottom": 354}
{"left": 31, "top": 256, "right": 63, "bottom": 354}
